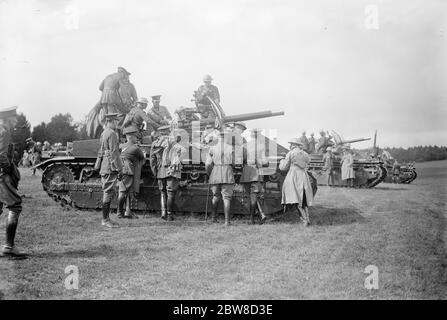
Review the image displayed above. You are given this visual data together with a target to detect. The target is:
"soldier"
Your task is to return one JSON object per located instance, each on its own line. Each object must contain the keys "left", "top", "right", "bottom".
{"left": 146, "top": 95, "right": 172, "bottom": 133}
{"left": 150, "top": 125, "right": 186, "bottom": 221}
{"left": 31, "top": 141, "right": 42, "bottom": 175}
{"left": 194, "top": 75, "right": 221, "bottom": 121}
{"left": 392, "top": 159, "right": 401, "bottom": 184}
{"left": 118, "top": 71, "right": 138, "bottom": 112}
{"left": 279, "top": 138, "right": 314, "bottom": 226}
{"left": 95, "top": 113, "right": 123, "bottom": 228}
{"left": 316, "top": 130, "right": 334, "bottom": 154}
{"left": 99, "top": 67, "right": 128, "bottom": 116}
{"left": 195, "top": 74, "right": 220, "bottom": 105}
{"left": 308, "top": 133, "right": 316, "bottom": 154}
{"left": 240, "top": 128, "right": 268, "bottom": 224}
{"left": 0, "top": 106, "right": 25, "bottom": 257}
{"left": 123, "top": 97, "right": 160, "bottom": 138}
{"left": 117, "top": 126, "right": 145, "bottom": 219}
{"left": 341, "top": 145, "right": 355, "bottom": 187}
{"left": 322, "top": 147, "right": 335, "bottom": 187}
{"left": 298, "top": 131, "right": 309, "bottom": 153}
{"left": 205, "top": 129, "right": 235, "bottom": 226}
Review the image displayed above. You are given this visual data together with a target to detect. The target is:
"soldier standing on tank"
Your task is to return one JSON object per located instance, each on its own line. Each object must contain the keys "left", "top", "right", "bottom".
{"left": 146, "top": 95, "right": 172, "bottom": 133}
{"left": 95, "top": 113, "right": 123, "bottom": 228}
{"left": 316, "top": 130, "right": 334, "bottom": 154}
{"left": 117, "top": 126, "right": 145, "bottom": 219}
{"left": 99, "top": 67, "right": 129, "bottom": 117}
{"left": 308, "top": 133, "right": 316, "bottom": 154}
{"left": 0, "top": 106, "right": 26, "bottom": 257}
{"left": 205, "top": 129, "right": 235, "bottom": 226}
{"left": 194, "top": 75, "right": 221, "bottom": 121}
{"left": 150, "top": 125, "right": 186, "bottom": 221}
{"left": 240, "top": 128, "right": 269, "bottom": 224}
{"left": 298, "top": 131, "right": 309, "bottom": 153}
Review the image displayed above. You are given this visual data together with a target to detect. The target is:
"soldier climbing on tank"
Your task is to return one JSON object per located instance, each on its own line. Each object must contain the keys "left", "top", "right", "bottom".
{"left": 123, "top": 97, "right": 160, "bottom": 139}
{"left": 95, "top": 113, "right": 123, "bottom": 228}
{"left": 118, "top": 70, "right": 138, "bottom": 113}
{"left": 150, "top": 125, "right": 186, "bottom": 221}
{"left": 146, "top": 95, "right": 172, "bottom": 133}
{"left": 240, "top": 128, "right": 269, "bottom": 224}
{"left": 205, "top": 128, "right": 236, "bottom": 226}
{"left": 117, "top": 126, "right": 145, "bottom": 219}
{"left": 0, "top": 106, "right": 26, "bottom": 257}
{"left": 99, "top": 67, "right": 129, "bottom": 116}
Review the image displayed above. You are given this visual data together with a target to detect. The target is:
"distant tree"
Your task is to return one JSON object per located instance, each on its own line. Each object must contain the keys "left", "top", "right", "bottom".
{"left": 75, "top": 118, "right": 90, "bottom": 141}
{"left": 32, "top": 121, "right": 48, "bottom": 143}
{"left": 11, "top": 112, "right": 32, "bottom": 159}
{"left": 45, "top": 113, "right": 79, "bottom": 144}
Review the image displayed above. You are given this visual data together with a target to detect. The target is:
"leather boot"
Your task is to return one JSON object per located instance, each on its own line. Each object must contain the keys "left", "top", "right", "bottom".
{"left": 223, "top": 199, "right": 231, "bottom": 226}
{"left": 160, "top": 192, "right": 167, "bottom": 220}
{"left": 5, "top": 211, "right": 18, "bottom": 248}
{"left": 101, "top": 202, "right": 115, "bottom": 228}
{"left": 211, "top": 196, "right": 219, "bottom": 223}
{"left": 249, "top": 199, "right": 256, "bottom": 224}
{"left": 117, "top": 194, "right": 126, "bottom": 219}
{"left": 257, "top": 200, "right": 267, "bottom": 224}
{"left": 167, "top": 192, "right": 175, "bottom": 221}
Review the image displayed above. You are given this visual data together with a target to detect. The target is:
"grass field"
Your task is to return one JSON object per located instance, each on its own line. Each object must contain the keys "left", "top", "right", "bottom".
{"left": 0, "top": 160, "right": 446, "bottom": 299}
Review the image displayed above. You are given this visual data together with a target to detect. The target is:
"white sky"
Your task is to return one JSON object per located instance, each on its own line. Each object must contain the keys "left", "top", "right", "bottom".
{"left": 0, "top": 0, "right": 446, "bottom": 148}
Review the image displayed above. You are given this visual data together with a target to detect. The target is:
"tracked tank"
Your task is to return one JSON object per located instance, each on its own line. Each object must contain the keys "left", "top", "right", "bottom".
{"left": 307, "top": 131, "right": 387, "bottom": 188}
{"left": 379, "top": 151, "right": 417, "bottom": 184}
{"left": 34, "top": 99, "right": 318, "bottom": 216}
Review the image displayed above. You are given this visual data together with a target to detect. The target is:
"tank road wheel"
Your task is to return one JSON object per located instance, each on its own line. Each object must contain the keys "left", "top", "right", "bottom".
{"left": 42, "top": 163, "right": 74, "bottom": 192}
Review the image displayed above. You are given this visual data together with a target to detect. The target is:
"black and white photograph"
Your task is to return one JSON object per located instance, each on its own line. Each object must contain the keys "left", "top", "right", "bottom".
{"left": 0, "top": 0, "right": 446, "bottom": 304}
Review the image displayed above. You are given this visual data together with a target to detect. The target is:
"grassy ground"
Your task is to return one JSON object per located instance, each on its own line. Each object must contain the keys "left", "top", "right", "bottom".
{"left": 0, "top": 160, "right": 446, "bottom": 299}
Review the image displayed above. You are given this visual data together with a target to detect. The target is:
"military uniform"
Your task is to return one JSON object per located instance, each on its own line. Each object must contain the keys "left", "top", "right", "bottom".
{"left": 96, "top": 116, "right": 123, "bottom": 227}
{"left": 146, "top": 105, "right": 172, "bottom": 133}
{"left": 341, "top": 150, "right": 355, "bottom": 186}
{"left": 205, "top": 135, "right": 235, "bottom": 225}
{"left": 322, "top": 150, "right": 334, "bottom": 186}
{"left": 150, "top": 130, "right": 186, "bottom": 221}
{"left": 117, "top": 128, "right": 145, "bottom": 219}
{"left": 316, "top": 133, "right": 334, "bottom": 154}
{"left": 0, "top": 107, "right": 24, "bottom": 256}
{"left": 195, "top": 84, "right": 220, "bottom": 105}
{"left": 118, "top": 77, "right": 137, "bottom": 111}
{"left": 240, "top": 135, "right": 268, "bottom": 224}
{"left": 99, "top": 73, "right": 125, "bottom": 114}
{"left": 308, "top": 136, "right": 316, "bottom": 154}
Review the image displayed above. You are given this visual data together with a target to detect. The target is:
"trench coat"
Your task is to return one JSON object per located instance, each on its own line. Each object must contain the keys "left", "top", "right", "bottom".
{"left": 279, "top": 147, "right": 313, "bottom": 206}
{"left": 341, "top": 153, "right": 355, "bottom": 180}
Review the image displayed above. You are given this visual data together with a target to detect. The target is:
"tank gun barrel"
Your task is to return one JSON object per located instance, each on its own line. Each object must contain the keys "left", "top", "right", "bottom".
{"left": 223, "top": 111, "right": 285, "bottom": 123}
{"left": 338, "top": 137, "right": 371, "bottom": 144}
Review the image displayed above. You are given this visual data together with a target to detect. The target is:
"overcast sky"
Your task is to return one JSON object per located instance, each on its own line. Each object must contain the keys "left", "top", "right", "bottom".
{"left": 0, "top": 0, "right": 445, "bottom": 148}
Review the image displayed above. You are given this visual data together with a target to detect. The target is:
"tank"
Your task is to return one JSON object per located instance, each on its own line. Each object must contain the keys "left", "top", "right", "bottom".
{"left": 34, "top": 101, "right": 318, "bottom": 216}
{"left": 307, "top": 131, "right": 387, "bottom": 188}
{"left": 379, "top": 151, "right": 417, "bottom": 184}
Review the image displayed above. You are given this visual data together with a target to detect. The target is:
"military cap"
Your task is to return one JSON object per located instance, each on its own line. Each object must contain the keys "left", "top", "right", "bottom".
{"left": 320, "top": 130, "right": 326, "bottom": 135}
{"left": 326, "top": 147, "right": 333, "bottom": 152}
{"left": 232, "top": 121, "right": 247, "bottom": 130}
{"left": 288, "top": 138, "right": 304, "bottom": 146}
{"left": 0, "top": 106, "right": 17, "bottom": 119}
{"left": 123, "top": 125, "right": 138, "bottom": 135}
{"left": 117, "top": 66, "right": 131, "bottom": 75}
{"left": 104, "top": 113, "right": 119, "bottom": 121}
{"left": 151, "top": 95, "right": 161, "bottom": 101}
{"left": 203, "top": 74, "right": 213, "bottom": 81}
{"left": 137, "top": 97, "right": 149, "bottom": 104}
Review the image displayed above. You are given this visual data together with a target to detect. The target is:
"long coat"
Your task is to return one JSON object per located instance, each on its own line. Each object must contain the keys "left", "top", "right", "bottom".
{"left": 341, "top": 153, "right": 355, "bottom": 180}
{"left": 279, "top": 147, "right": 313, "bottom": 206}
{"left": 99, "top": 73, "right": 123, "bottom": 106}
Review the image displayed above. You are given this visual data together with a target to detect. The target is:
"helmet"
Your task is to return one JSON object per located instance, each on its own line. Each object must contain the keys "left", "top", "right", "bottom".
{"left": 123, "top": 125, "right": 138, "bottom": 135}
{"left": 288, "top": 138, "right": 304, "bottom": 146}
{"left": 203, "top": 74, "right": 213, "bottom": 81}
{"left": 137, "top": 97, "right": 149, "bottom": 105}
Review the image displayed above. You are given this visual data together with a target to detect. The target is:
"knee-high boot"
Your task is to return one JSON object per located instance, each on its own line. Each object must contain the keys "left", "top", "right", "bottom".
{"left": 249, "top": 194, "right": 257, "bottom": 224}
{"left": 160, "top": 191, "right": 167, "bottom": 220}
{"left": 211, "top": 196, "right": 219, "bottom": 223}
{"left": 223, "top": 199, "right": 231, "bottom": 226}
{"left": 167, "top": 191, "right": 175, "bottom": 221}
{"left": 5, "top": 211, "right": 19, "bottom": 248}
{"left": 117, "top": 193, "right": 126, "bottom": 218}
{"left": 257, "top": 200, "right": 267, "bottom": 224}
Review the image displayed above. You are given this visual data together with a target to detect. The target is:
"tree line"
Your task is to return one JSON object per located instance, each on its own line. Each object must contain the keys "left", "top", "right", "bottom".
{"left": 382, "top": 146, "right": 447, "bottom": 163}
